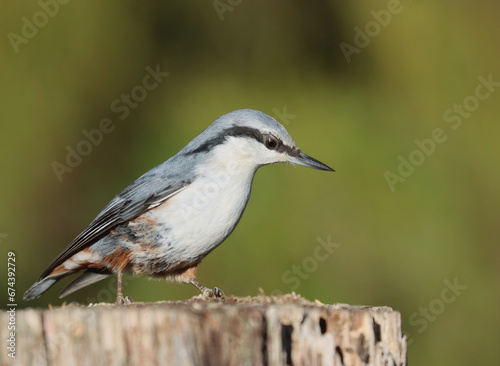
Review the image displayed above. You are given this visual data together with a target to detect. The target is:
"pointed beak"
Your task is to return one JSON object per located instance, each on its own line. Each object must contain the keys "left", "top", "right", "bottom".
{"left": 289, "top": 150, "right": 334, "bottom": 172}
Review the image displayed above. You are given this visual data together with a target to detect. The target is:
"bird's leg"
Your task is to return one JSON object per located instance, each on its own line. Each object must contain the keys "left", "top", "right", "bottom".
{"left": 115, "top": 270, "right": 133, "bottom": 305}
{"left": 190, "top": 280, "right": 225, "bottom": 300}
{"left": 115, "top": 270, "right": 124, "bottom": 304}
{"left": 172, "top": 264, "right": 225, "bottom": 300}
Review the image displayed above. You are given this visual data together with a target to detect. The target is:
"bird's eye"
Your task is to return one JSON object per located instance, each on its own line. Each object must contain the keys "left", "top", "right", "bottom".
{"left": 264, "top": 136, "right": 279, "bottom": 150}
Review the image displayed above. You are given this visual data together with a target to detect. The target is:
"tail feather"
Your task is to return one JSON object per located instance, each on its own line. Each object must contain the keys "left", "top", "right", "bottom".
{"left": 24, "top": 247, "right": 105, "bottom": 301}
{"left": 23, "top": 276, "right": 65, "bottom": 301}
{"left": 59, "top": 269, "right": 111, "bottom": 298}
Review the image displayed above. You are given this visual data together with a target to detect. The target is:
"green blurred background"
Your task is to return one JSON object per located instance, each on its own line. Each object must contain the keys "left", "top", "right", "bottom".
{"left": 1, "top": 1, "right": 499, "bottom": 364}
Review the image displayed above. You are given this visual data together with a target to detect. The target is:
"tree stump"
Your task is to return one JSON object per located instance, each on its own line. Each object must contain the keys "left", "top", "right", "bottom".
{"left": 1, "top": 293, "right": 406, "bottom": 366}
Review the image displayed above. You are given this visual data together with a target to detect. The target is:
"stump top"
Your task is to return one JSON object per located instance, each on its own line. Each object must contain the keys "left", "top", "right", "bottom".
{"left": 35, "top": 292, "right": 395, "bottom": 314}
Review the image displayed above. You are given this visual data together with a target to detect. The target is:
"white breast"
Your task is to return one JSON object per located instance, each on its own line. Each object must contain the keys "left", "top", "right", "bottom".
{"left": 152, "top": 146, "right": 258, "bottom": 262}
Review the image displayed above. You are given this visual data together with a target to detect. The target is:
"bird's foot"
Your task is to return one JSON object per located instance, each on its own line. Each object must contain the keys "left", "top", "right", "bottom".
{"left": 202, "top": 286, "right": 225, "bottom": 300}
{"left": 115, "top": 295, "right": 134, "bottom": 305}
{"left": 191, "top": 280, "right": 225, "bottom": 300}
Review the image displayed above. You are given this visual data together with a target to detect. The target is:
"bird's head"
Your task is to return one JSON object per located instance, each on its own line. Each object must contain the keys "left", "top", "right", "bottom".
{"left": 183, "top": 109, "right": 334, "bottom": 173}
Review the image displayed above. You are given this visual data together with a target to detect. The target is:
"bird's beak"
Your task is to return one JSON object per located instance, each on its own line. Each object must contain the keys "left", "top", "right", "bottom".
{"left": 289, "top": 150, "right": 334, "bottom": 172}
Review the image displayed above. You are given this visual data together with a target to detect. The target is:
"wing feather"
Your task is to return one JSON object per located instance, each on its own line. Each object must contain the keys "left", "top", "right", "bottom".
{"left": 40, "top": 177, "right": 190, "bottom": 279}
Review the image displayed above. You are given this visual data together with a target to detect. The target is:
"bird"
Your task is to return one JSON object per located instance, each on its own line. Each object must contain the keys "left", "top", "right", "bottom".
{"left": 24, "top": 109, "right": 334, "bottom": 304}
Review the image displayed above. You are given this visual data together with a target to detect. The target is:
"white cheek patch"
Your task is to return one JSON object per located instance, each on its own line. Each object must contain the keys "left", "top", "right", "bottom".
{"left": 227, "top": 137, "right": 254, "bottom": 158}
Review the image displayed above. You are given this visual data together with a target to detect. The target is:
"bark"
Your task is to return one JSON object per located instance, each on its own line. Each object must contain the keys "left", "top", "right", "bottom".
{"left": 1, "top": 293, "right": 407, "bottom": 366}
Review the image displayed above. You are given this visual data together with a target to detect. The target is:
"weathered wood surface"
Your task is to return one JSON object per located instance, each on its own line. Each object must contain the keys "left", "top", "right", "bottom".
{"left": 1, "top": 294, "right": 406, "bottom": 366}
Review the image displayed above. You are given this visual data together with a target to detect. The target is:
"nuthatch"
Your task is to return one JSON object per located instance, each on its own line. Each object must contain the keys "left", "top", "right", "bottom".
{"left": 24, "top": 109, "right": 333, "bottom": 304}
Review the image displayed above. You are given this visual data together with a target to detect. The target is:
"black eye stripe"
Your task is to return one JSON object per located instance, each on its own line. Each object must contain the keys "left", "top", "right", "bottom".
{"left": 186, "top": 125, "right": 294, "bottom": 156}
{"left": 187, "top": 126, "right": 262, "bottom": 155}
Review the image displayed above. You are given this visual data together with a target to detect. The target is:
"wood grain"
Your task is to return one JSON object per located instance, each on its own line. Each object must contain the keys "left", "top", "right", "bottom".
{"left": 1, "top": 294, "right": 407, "bottom": 366}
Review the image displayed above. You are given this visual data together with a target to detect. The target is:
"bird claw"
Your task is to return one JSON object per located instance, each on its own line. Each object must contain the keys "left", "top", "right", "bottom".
{"left": 213, "top": 287, "right": 225, "bottom": 299}
{"left": 202, "top": 286, "right": 225, "bottom": 300}
{"left": 115, "top": 295, "right": 134, "bottom": 305}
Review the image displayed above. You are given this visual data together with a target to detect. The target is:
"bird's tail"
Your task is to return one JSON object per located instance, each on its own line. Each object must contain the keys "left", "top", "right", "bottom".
{"left": 23, "top": 246, "right": 116, "bottom": 301}
{"left": 23, "top": 274, "right": 69, "bottom": 301}
{"left": 24, "top": 268, "right": 112, "bottom": 301}
{"left": 59, "top": 270, "right": 111, "bottom": 298}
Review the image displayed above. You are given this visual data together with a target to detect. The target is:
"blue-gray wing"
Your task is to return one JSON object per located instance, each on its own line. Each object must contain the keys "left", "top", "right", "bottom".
{"left": 40, "top": 176, "right": 190, "bottom": 279}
